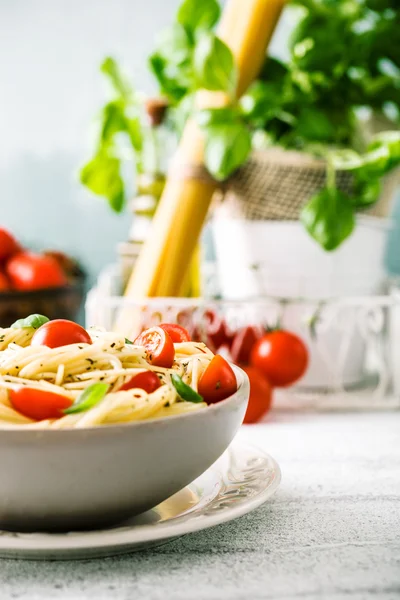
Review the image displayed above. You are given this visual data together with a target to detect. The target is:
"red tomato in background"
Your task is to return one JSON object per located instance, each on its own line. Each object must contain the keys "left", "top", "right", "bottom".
{"left": 6, "top": 252, "right": 68, "bottom": 291}
{"left": 0, "top": 271, "right": 10, "bottom": 291}
{"left": 242, "top": 366, "right": 272, "bottom": 424}
{"left": 203, "top": 310, "right": 234, "bottom": 351}
{"left": 0, "top": 228, "right": 20, "bottom": 262}
{"left": 198, "top": 355, "right": 237, "bottom": 404}
{"left": 134, "top": 326, "right": 175, "bottom": 368}
{"left": 31, "top": 319, "right": 92, "bottom": 349}
{"left": 10, "top": 387, "right": 72, "bottom": 421}
{"left": 159, "top": 323, "right": 191, "bottom": 343}
{"left": 120, "top": 371, "right": 161, "bottom": 393}
{"left": 230, "top": 325, "right": 263, "bottom": 365}
{"left": 250, "top": 330, "right": 308, "bottom": 387}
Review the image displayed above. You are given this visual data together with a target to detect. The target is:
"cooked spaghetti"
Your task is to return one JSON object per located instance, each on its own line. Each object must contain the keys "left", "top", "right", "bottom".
{"left": 0, "top": 321, "right": 217, "bottom": 429}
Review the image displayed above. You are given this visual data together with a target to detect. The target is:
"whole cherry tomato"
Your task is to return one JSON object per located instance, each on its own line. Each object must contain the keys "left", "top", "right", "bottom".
{"left": 31, "top": 319, "right": 92, "bottom": 349}
{"left": 0, "top": 228, "right": 20, "bottom": 262}
{"left": 119, "top": 371, "right": 161, "bottom": 393}
{"left": 159, "top": 323, "right": 191, "bottom": 343}
{"left": 250, "top": 330, "right": 308, "bottom": 387}
{"left": 242, "top": 366, "right": 272, "bottom": 424}
{"left": 6, "top": 252, "right": 67, "bottom": 291}
{"left": 198, "top": 355, "right": 237, "bottom": 404}
{"left": 0, "top": 271, "right": 10, "bottom": 291}
{"left": 10, "top": 387, "right": 73, "bottom": 421}
{"left": 134, "top": 326, "right": 175, "bottom": 368}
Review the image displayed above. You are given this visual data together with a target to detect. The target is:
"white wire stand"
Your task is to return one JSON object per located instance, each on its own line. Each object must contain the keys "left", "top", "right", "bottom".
{"left": 86, "top": 266, "right": 400, "bottom": 412}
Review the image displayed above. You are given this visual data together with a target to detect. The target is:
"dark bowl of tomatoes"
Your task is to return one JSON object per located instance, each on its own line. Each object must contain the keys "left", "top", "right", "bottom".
{"left": 0, "top": 280, "right": 86, "bottom": 328}
{"left": 0, "top": 227, "right": 86, "bottom": 328}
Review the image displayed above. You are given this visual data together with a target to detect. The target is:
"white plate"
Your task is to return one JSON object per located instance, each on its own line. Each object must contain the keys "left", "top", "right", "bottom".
{"left": 0, "top": 441, "right": 280, "bottom": 560}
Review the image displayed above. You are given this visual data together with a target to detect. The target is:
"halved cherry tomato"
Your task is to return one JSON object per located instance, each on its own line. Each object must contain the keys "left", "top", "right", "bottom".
{"left": 6, "top": 252, "right": 67, "bottom": 291}
{"left": 134, "top": 326, "right": 175, "bottom": 368}
{"left": 119, "top": 371, "right": 161, "bottom": 393}
{"left": 230, "top": 325, "right": 263, "bottom": 365}
{"left": 198, "top": 355, "right": 237, "bottom": 404}
{"left": 0, "top": 228, "right": 20, "bottom": 262}
{"left": 159, "top": 323, "right": 191, "bottom": 343}
{"left": 10, "top": 387, "right": 73, "bottom": 421}
{"left": 242, "top": 366, "right": 272, "bottom": 424}
{"left": 31, "top": 319, "right": 92, "bottom": 349}
{"left": 203, "top": 310, "right": 234, "bottom": 351}
{"left": 0, "top": 271, "right": 10, "bottom": 291}
{"left": 250, "top": 330, "right": 309, "bottom": 387}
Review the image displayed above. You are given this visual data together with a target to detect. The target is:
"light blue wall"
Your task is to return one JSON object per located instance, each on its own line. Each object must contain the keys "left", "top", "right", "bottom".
{"left": 0, "top": 0, "right": 398, "bottom": 295}
{"left": 0, "top": 0, "right": 183, "bottom": 289}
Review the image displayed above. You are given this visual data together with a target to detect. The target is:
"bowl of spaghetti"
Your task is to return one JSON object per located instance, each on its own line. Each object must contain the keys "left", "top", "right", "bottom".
{"left": 0, "top": 316, "right": 248, "bottom": 531}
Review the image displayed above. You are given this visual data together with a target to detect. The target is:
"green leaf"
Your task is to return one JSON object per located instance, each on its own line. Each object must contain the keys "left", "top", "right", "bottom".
{"left": 193, "top": 33, "right": 236, "bottom": 93}
{"left": 368, "top": 131, "right": 400, "bottom": 171}
{"left": 11, "top": 314, "right": 49, "bottom": 330}
{"left": 171, "top": 374, "right": 204, "bottom": 403}
{"left": 353, "top": 179, "right": 381, "bottom": 208}
{"left": 101, "top": 57, "right": 132, "bottom": 102}
{"left": 296, "top": 107, "right": 336, "bottom": 142}
{"left": 64, "top": 383, "right": 110, "bottom": 415}
{"left": 300, "top": 187, "right": 355, "bottom": 251}
{"left": 239, "top": 81, "right": 282, "bottom": 128}
{"left": 149, "top": 53, "right": 189, "bottom": 103}
{"left": 203, "top": 121, "right": 252, "bottom": 181}
{"left": 125, "top": 338, "right": 133, "bottom": 345}
{"left": 100, "top": 100, "right": 127, "bottom": 143}
{"left": 177, "top": 0, "right": 220, "bottom": 36}
{"left": 195, "top": 107, "right": 237, "bottom": 128}
{"left": 80, "top": 149, "right": 124, "bottom": 212}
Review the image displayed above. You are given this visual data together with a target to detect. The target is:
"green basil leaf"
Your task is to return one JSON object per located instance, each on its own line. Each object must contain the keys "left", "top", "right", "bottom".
{"left": 368, "top": 131, "right": 400, "bottom": 171}
{"left": 100, "top": 100, "right": 127, "bottom": 144}
{"left": 177, "top": 0, "right": 220, "bottom": 36}
{"left": 80, "top": 149, "right": 124, "bottom": 213}
{"left": 193, "top": 33, "right": 237, "bottom": 93}
{"left": 353, "top": 179, "right": 381, "bottom": 207}
{"left": 239, "top": 80, "right": 282, "bottom": 127}
{"left": 171, "top": 374, "right": 203, "bottom": 404}
{"left": 300, "top": 187, "right": 355, "bottom": 251}
{"left": 125, "top": 338, "right": 133, "bottom": 345}
{"left": 101, "top": 57, "right": 132, "bottom": 102}
{"left": 11, "top": 314, "right": 50, "bottom": 330}
{"left": 203, "top": 122, "right": 252, "bottom": 181}
{"left": 64, "top": 383, "right": 110, "bottom": 415}
{"left": 195, "top": 107, "right": 237, "bottom": 128}
{"left": 149, "top": 53, "right": 189, "bottom": 103}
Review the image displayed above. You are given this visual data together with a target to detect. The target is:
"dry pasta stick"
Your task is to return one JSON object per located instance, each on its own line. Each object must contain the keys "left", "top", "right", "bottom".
{"left": 115, "top": 0, "right": 285, "bottom": 337}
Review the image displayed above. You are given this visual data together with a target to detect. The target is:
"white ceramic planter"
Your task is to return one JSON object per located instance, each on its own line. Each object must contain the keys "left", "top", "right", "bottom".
{"left": 212, "top": 217, "right": 391, "bottom": 389}
{"left": 212, "top": 217, "right": 390, "bottom": 300}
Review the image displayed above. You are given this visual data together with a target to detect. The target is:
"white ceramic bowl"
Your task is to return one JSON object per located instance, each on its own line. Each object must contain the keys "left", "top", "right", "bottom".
{"left": 0, "top": 366, "right": 249, "bottom": 532}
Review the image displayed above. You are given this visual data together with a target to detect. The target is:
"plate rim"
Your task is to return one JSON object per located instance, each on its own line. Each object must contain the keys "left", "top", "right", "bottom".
{"left": 0, "top": 441, "right": 281, "bottom": 556}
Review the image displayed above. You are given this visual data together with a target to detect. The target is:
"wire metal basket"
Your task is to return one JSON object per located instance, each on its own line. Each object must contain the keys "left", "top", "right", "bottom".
{"left": 86, "top": 266, "right": 400, "bottom": 412}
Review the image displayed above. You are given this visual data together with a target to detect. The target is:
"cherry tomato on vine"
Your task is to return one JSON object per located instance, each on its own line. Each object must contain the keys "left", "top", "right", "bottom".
{"left": 31, "top": 319, "right": 92, "bottom": 349}
{"left": 250, "top": 330, "right": 308, "bottom": 387}
{"left": 134, "top": 326, "right": 175, "bottom": 368}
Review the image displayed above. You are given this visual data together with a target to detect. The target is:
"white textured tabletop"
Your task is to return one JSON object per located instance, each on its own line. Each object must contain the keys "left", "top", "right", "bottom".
{"left": 1, "top": 412, "right": 399, "bottom": 600}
